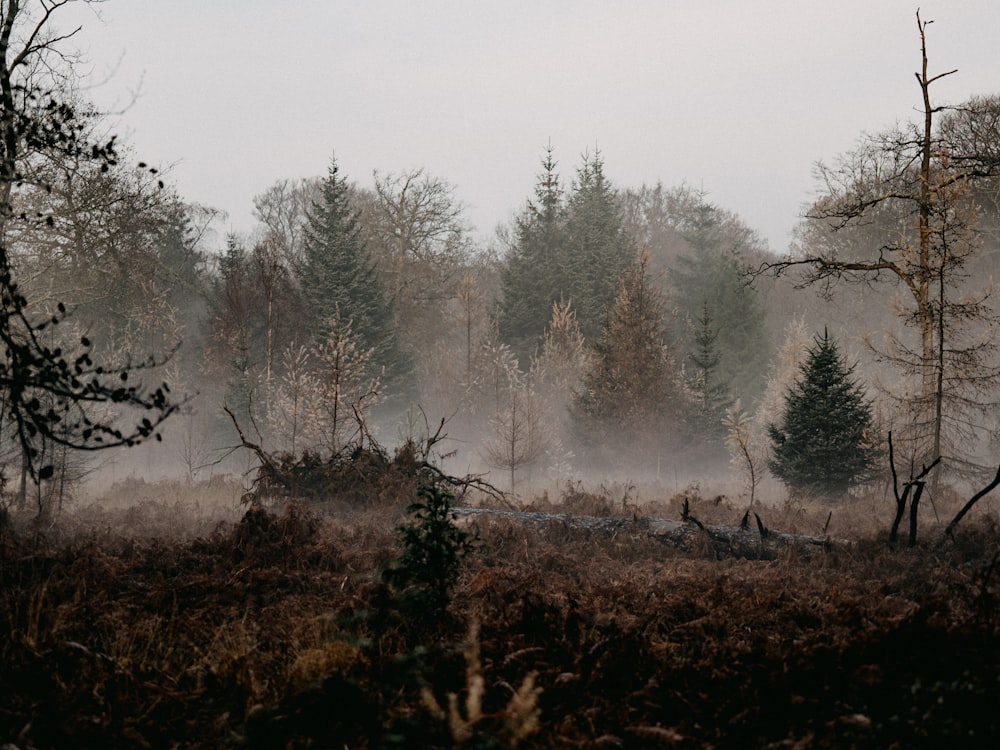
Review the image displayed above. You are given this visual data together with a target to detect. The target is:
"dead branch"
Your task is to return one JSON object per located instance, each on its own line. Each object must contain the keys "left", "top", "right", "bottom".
{"left": 942, "top": 462, "right": 1000, "bottom": 541}
{"left": 887, "top": 430, "right": 940, "bottom": 545}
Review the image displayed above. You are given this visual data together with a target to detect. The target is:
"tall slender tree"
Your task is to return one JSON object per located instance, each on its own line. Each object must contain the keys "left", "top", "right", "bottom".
{"left": 573, "top": 254, "right": 682, "bottom": 469}
{"left": 685, "top": 301, "right": 733, "bottom": 462}
{"left": 499, "top": 143, "right": 566, "bottom": 360}
{"left": 563, "top": 149, "right": 636, "bottom": 341}
{"left": 299, "top": 156, "right": 410, "bottom": 389}
{"left": 760, "top": 13, "right": 1000, "bottom": 481}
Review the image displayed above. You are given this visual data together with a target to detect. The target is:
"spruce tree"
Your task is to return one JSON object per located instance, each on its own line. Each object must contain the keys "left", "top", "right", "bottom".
{"left": 669, "top": 192, "right": 770, "bottom": 402}
{"left": 768, "top": 330, "right": 878, "bottom": 498}
{"left": 563, "top": 150, "right": 636, "bottom": 342}
{"left": 500, "top": 147, "right": 636, "bottom": 358}
{"left": 574, "top": 254, "right": 682, "bottom": 468}
{"left": 299, "top": 157, "right": 410, "bottom": 388}
{"left": 686, "top": 301, "right": 732, "bottom": 461}
{"left": 499, "top": 144, "right": 566, "bottom": 361}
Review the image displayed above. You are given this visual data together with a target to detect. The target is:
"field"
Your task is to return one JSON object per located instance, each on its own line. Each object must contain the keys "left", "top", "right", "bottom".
{"left": 1, "top": 475, "right": 999, "bottom": 749}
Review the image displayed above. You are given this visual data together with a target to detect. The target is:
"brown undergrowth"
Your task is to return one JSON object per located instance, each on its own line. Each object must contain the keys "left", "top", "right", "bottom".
{"left": 1, "top": 481, "right": 999, "bottom": 748}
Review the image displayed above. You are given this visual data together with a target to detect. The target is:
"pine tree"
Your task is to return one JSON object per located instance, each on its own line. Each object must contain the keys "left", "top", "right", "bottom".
{"left": 299, "top": 156, "right": 410, "bottom": 387}
{"left": 499, "top": 144, "right": 566, "bottom": 360}
{"left": 500, "top": 147, "right": 636, "bottom": 358}
{"left": 768, "top": 330, "right": 879, "bottom": 498}
{"left": 685, "top": 301, "right": 732, "bottom": 461}
{"left": 669, "top": 191, "right": 770, "bottom": 402}
{"left": 563, "top": 149, "right": 636, "bottom": 341}
{"left": 573, "top": 254, "right": 682, "bottom": 468}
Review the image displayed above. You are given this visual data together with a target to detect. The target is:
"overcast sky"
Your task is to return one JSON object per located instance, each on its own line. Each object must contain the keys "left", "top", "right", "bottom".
{"left": 59, "top": 0, "right": 1000, "bottom": 254}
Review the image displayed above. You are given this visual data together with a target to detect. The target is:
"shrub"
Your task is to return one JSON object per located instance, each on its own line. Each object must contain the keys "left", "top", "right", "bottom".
{"left": 384, "top": 483, "right": 478, "bottom": 611}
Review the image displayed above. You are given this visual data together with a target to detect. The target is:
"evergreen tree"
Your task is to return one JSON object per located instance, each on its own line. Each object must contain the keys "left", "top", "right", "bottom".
{"left": 563, "top": 150, "right": 636, "bottom": 341}
{"left": 768, "top": 330, "right": 879, "bottom": 498}
{"left": 669, "top": 190, "right": 770, "bottom": 402}
{"left": 500, "top": 147, "right": 636, "bottom": 358}
{"left": 685, "top": 301, "right": 733, "bottom": 461}
{"left": 573, "top": 255, "right": 683, "bottom": 468}
{"left": 299, "top": 156, "right": 410, "bottom": 388}
{"left": 499, "top": 144, "right": 566, "bottom": 360}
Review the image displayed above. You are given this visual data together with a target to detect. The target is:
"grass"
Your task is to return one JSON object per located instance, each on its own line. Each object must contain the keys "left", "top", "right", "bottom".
{"left": 0, "top": 477, "right": 998, "bottom": 747}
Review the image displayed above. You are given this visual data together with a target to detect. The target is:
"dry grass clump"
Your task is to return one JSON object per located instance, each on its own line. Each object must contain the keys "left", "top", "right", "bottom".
{"left": 1, "top": 474, "right": 999, "bottom": 747}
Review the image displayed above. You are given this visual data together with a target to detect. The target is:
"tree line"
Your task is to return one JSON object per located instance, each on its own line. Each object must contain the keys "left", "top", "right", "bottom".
{"left": 2, "top": 2, "right": 1000, "bottom": 510}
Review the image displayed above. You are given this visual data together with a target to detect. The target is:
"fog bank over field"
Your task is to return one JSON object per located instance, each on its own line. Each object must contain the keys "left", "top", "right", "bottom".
{"left": 1, "top": 2, "right": 1000, "bottom": 515}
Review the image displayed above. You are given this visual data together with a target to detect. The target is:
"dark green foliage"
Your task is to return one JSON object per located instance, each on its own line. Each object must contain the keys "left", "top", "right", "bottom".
{"left": 384, "top": 483, "right": 477, "bottom": 611}
{"left": 562, "top": 150, "right": 636, "bottom": 342}
{"left": 686, "top": 301, "right": 733, "bottom": 462}
{"left": 669, "top": 194, "right": 770, "bottom": 402}
{"left": 499, "top": 145, "right": 565, "bottom": 360}
{"left": 768, "top": 331, "right": 879, "bottom": 498}
{"left": 500, "top": 147, "right": 635, "bottom": 359}
{"left": 299, "top": 157, "right": 410, "bottom": 386}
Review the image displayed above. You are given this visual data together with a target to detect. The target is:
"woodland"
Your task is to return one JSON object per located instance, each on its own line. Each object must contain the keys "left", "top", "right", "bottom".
{"left": 2, "top": 2, "right": 1000, "bottom": 748}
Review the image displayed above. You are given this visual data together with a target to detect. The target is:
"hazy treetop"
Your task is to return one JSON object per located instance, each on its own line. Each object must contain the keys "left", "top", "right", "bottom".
{"left": 60, "top": 0, "right": 1000, "bottom": 252}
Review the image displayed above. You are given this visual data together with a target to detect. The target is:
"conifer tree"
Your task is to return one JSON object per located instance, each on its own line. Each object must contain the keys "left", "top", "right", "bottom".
{"left": 499, "top": 144, "right": 566, "bottom": 360}
{"left": 563, "top": 150, "right": 636, "bottom": 341}
{"left": 768, "top": 330, "right": 879, "bottom": 498}
{"left": 500, "top": 147, "right": 636, "bottom": 358}
{"left": 669, "top": 191, "right": 770, "bottom": 402}
{"left": 574, "top": 254, "right": 682, "bottom": 468}
{"left": 685, "top": 301, "right": 732, "bottom": 461}
{"left": 299, "top": 157, "right": 410, "bottom": 388}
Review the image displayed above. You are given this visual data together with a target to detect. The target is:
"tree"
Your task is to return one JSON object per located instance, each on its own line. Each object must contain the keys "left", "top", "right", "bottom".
{"left": 481, "top": 373, "right": 548, "bottom": 493}
{"left": 761, "top": 13, "right": 1000, "bottom": 480}
{"left": 299, "top": 156, "right": 410, "bottom": 389}
{"left": 0, "top": 0, "right": 177, "bottom": 479}
{"left": 768, "top": 330, "right": 879, "bottom": 498}
{"left": 364, "top": 167, "right": 471, "bottom": 353}
{"left": 499, "top": 143, "right": 566, "bottom": 359}
{"left": 562, "top": 149, "right": 636, "bottom": 341}
{"left": 685, "top": 301, "right": 732, "bottom": 462}
{"left": 672, "top": 215, "right": 770, "bottom": 401}
{"left": 252, "top": 176, "right": 322, "bottom": 274}
{"left": 500, "top": 146, "right": 635, "bottom": 358}
{"left": 266, "top": 344, "right": 317, "bottom": 456}
{"left": 724, "top": 404, "right": 764, "bottom": 508}
{"left": 308, "top": 311, "right": 384, "bottom": 458}
{"left": 530, "top": 299, "right": 590, "bottom": 481}
{"left": 573, "top": 254, "right": 683, "bottom": 469}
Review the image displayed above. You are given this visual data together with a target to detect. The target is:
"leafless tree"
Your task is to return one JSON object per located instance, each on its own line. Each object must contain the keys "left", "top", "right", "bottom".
{"left": 252, "top": 176, "right": 322, "bottom": 273}
{"left": 481, "top": 363, "right": 548, "bottom": 493}
{"left": 363, "top": 168, "right": 472, "bottom": 351}
{"left": 309, "top": 312, "right": 384, "bottom": 457}
{"left": 0, "top": 0, "right": 177, "bottom": 483}
{"left": 756, "top": 12, "right": 1000, "bottom": 482}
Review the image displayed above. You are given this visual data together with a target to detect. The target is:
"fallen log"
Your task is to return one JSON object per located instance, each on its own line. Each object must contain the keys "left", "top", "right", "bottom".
{"left": 453, "top": 506, "right": 831, "bottom": 560}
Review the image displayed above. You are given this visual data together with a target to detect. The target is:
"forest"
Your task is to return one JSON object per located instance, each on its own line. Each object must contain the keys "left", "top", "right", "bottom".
{"left": 2, "top": 3, "right": 1000, "bottom": 748}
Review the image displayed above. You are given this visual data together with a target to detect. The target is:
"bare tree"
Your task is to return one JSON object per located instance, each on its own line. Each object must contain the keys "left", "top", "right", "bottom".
{"left": 724, "top": 404, "right": 765, "bottom": 508}
{"left": 0, "top": 0, "right": 177, "bottom": 480}
{"left": 266, "top": 344, "right": 317, "bottom": 456}
{"left": 364, "top": 168, "right": 471, "bottom": 352}
{"left": 481, "top": 362, "right": 548, "bottom": 493}
{"left": 309, "top": 311, "right": 384, "bottom": 457}
{"left": 252, "top": 176, "right": 322, "bottom": 273}
{"left": 757, "top": 12, "right": 1000, "bottom": 481}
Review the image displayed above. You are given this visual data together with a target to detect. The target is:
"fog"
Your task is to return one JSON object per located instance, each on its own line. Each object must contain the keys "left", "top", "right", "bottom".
{"left": 3, "top": 2, "right": 1000, "bottom": 515}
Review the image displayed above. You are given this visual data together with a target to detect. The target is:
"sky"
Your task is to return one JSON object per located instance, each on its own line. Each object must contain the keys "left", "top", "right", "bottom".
{"left": 57, "top": 0, "right": 1000, "bottom": 254}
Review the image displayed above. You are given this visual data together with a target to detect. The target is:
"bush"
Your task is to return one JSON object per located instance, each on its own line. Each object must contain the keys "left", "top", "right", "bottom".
{"left": 384, "top": 483, "right": 478, "bottom": 611}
